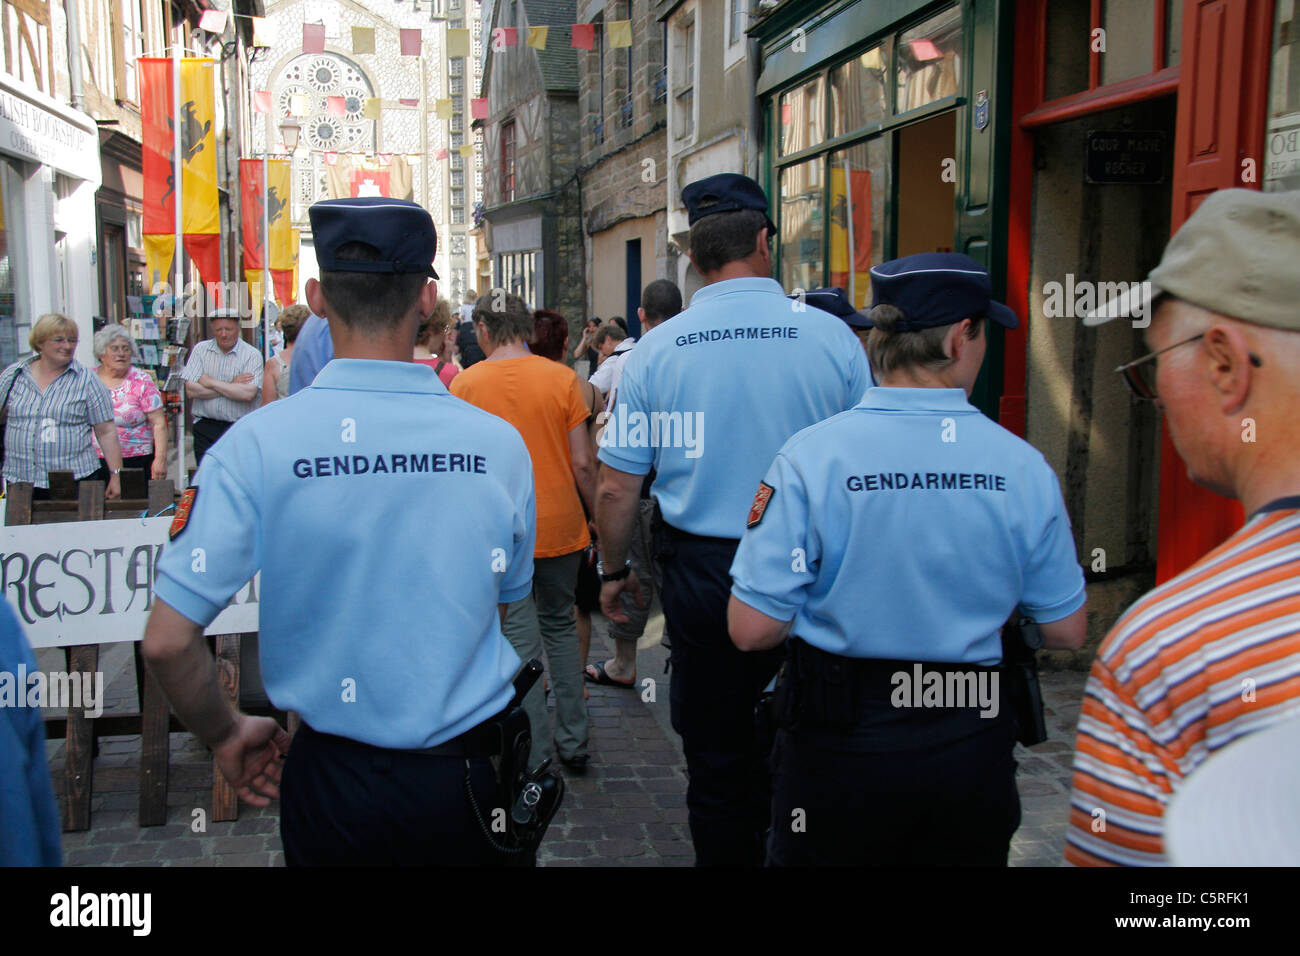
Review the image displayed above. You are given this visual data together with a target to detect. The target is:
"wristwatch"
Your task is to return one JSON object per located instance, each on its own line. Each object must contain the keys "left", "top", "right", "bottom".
{"left": 109, "top": 468, "right": 122, "bottom": 475}
{"left": 597, "top": 557, "right": 631, "bottom": 582}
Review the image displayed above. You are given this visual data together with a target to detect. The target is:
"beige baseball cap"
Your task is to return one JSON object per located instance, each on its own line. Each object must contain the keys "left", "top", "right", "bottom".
{"left": 1084, "top": 188, "right": 1300, "bottom": 328}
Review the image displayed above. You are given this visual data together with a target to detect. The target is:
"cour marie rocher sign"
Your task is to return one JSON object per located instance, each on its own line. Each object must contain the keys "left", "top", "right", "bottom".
{"left": 1, "top": 517, "right": 258, "bottom": 649}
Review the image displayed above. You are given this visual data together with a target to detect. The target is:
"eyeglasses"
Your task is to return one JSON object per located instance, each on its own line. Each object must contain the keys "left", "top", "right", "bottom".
{"left": 1115, "top": 333, "right": 1262, "bottom": 401}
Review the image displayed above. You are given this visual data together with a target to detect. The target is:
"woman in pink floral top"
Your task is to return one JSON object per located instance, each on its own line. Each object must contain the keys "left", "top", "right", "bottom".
{"left": 92, "top": 324, "right": 170, "bottom": 480}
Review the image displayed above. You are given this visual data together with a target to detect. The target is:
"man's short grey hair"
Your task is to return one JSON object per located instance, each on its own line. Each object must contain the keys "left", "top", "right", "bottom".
{"left": 92, "top": 323, "right": 135, "bottom": 361}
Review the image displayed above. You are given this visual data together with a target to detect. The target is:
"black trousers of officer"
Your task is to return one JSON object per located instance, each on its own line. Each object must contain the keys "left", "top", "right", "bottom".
{"left": 280, "top": 723, "right": 518, "bottom": 866}
{"left": 191, "top": 417, "right": 234, "bottom": 467}
{"left": 659, "top": 528, "right": 785, "bottom": 867}
{"left": 767, "top": 657, "right": 1020, "bottom": 866}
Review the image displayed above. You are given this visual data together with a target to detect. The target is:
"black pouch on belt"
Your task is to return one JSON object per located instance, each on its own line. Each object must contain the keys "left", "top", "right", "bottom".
{"left": 795, "top": 639, "right": 858, "bottom": 731}
{"left": 649, "top": 498, "right": 675, "bottom": 563}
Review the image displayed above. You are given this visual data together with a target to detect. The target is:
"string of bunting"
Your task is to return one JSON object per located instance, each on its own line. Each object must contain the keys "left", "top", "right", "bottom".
{"left": 199, "top": 12, "right": 634, "bottom": 53}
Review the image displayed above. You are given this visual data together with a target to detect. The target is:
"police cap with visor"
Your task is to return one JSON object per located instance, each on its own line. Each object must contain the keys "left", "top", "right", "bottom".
{"left": 310, "top": 196, "right": 440, "bottom": 279}
{"left": 864, "top": 252, "right": 1018, "bottom": 331}
{"left": 681, "top": 173, "right": 778, "bottom": 237}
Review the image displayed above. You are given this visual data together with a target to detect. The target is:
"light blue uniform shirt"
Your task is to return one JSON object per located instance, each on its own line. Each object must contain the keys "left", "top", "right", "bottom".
{"left": 731, "top": 387, "right": 1085, "bottom": 665}
{"left": 287, "top": 313, "right": 333, "bottom": 395}
{"left": 598, "top": 277, "right": 871, "bottom": 539}
{"left": 154, "top": 359, "right": 536, "bottom": 749}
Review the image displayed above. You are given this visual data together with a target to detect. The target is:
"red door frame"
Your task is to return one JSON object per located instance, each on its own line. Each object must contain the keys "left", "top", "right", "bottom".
{"left": 1007, "top": 0, "right": 1274, "bottom": 584}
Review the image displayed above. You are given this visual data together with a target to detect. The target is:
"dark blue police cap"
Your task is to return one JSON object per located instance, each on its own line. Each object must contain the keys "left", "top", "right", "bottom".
{"left": 789, "top": 287, "right": 871, "bottom": 329}
{"left": 681, "top": 173, "right": 777, "bottom": 236}
{"left": 309, "top": 197, "right": 439, "bottom": 279}
{"left": 865, "top": 253, "right": 1017, "bottom": 331}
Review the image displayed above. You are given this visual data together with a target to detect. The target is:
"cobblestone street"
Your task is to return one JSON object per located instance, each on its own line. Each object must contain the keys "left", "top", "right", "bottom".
{"left": 45, "top": 605, "right": 1088, "bottom": 867}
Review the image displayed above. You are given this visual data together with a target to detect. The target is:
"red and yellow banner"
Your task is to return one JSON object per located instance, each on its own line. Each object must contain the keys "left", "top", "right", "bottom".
{"left": 239, "top": 158, "right": 291, "bottom": 273}
{"left": 271, "top": 230, "right": 299, "bottom": 306}
{"left": 140, "top": 58, "right": 220, "bottom": 289}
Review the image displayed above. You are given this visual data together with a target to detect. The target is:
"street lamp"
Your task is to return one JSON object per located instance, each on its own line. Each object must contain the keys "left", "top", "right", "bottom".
{"left": 279, "top": 119, "right": 301, "bottom": 152}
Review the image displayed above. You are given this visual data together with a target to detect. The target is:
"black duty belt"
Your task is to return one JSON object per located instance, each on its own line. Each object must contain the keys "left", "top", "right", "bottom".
{"left": 663, "top": 522, "right": 740, "bottom": 548}
{"left": 302, "top": 709, "right": 507, "bottom": 758}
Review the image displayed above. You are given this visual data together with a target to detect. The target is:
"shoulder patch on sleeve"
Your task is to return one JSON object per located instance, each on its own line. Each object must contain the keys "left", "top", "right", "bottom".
{"left": 747, "top": 481, "right": 775, "bottom": 529}
{"left": 169, "top": 488, "right": 197, "bottom": 540}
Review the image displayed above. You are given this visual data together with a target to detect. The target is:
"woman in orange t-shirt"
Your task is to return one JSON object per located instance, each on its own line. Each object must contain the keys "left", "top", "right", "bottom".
{"left": 450, "top": 293, "right": 598, "bottom": 771}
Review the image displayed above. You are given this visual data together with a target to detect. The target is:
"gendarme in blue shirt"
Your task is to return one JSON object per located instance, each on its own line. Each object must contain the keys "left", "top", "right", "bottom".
{"left": 731, "top": 387, "right": 1085, "bottom": 665}
{"left": 287, "top": 313, "right": 333, "bottom": 395}
{"left": 154, "top": 359, "right": 536, "bottom": 749}
{"left": 598, "top": 277, "right": 870, "bottom": 539}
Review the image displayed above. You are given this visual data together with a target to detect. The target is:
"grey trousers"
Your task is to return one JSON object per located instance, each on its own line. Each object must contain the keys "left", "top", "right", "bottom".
{"left": 502, "top": 550, "right": 588, "bottom": 768}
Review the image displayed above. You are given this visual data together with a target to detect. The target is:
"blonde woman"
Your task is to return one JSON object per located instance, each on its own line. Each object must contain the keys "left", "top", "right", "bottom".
{"left": 263, "top": 305, "right": 309, "bottom": 405}
{"left": 0, "top": 314, "right": 125, "bottom": 499}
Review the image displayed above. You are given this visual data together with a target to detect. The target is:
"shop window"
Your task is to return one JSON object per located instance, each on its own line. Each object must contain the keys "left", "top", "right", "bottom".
{"left": 830, "top": 41, "right": 891, "bottom": 138}
{"left": 778, "top": 157, "right": 823, "bottom": 294}
{"left": 826, "top": 139, "right": 887, "bottom": 309}
{"left": 0, "top": 160, "right": 28, "bottom": 367}
{"left": 779, "top": 75, "right": 825, "bottom": 156}
{"left": 1100, "top": 1, "right": 1155, "bottom": 86}
{"left": 896, "top": 5, "right": 961, "bottom": 114}
{"left": 1267, "top": 0, "right": 1300, "bottom": 192}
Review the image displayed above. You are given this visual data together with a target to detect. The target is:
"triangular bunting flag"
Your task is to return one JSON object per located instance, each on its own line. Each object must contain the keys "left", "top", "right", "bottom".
{"left": 435, "top": 98, "right": 452, "bottom": 119}
{"left": 401, "top": 29, "right": 422, "bottom": 56}
{"left": 527, "top": 26, "right": 549, "bottom": 50}
{"left": 492, "top": 27, "right": 517, "bottom": 49}
{"left": 252, "top": 16, "right": 272, "bottom": 47}
{"left": 434, "top": 148, "right": 449, "bottom": 161}
{"left": 352, "top": 26, "right": 375, "bottom": 54}
{"left": 608, "top": 20, "right": 632, "bottom": 48}
{"left": 327, "top": 95, "right": 346, "bottom": 116}
{"left": 446, "top": 28, "right": 470, "bottom": 58}
{"left": 198, "top": 9, "right": 227, "bottom": 33}
{"left": 459, "top": 144, "right": 475, "bottom": 158}
{"left": 289, "top": 92, "right": 309, "bottom": 117}
{"left": 400, "top": 98, "right": 419, "bottom": 107}
{"left": 571, "top": 23, "right": 595, "bottom": 50}
{"left": 471, "top": 98, "right": 488, "bottom": 120}
{"left": 303, "top": 23, "right": 325, "bottom": 54}
{"left": 363, "top": 97, "right": 382, "bottom": 119}
{"left": 253, "top": 90, "right": 271, "bottom": 114}
{"left": 324, "top": 152, "right": 339, "bottom": 165}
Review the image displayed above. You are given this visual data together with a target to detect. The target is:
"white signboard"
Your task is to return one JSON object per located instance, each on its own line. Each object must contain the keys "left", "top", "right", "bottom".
{"left": 1, "top": 518, "right": 259, "bottom": 649}
{"left": 0, "top": 77, "right": 100, "bottom": 183}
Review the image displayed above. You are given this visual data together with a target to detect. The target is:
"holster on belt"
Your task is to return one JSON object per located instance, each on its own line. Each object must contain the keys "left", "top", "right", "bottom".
{"left": 1000, "top": 617, "right": 1048, "bottom": 746}
{"left": 773, "top": 638, "right": 858, "bottom": 732}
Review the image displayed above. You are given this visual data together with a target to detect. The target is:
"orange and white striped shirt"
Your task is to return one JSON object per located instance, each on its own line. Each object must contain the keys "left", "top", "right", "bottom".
{"left": 1066, "top": 501, "right": 1300, "bottom": 866}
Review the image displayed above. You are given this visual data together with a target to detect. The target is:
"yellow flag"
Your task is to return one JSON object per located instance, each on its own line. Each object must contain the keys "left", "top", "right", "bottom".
{"left": 435, "top": 98, "right": 452, "bottom": 119}
{"left": 267, "top": 159, "right": 295, "bottom": 272}
{"left": 251, "top": 16, "right": 272, "bottom": 48}
{"left": 459, "top": 144, "right": 475, "bottom": 157}
{"left": 527, "top": 26, "right": 549, "bottom": 50}
{"left": 144, "top": 235, "right": 176, "bottom": 292}
{"left": 363, "top": 97, "right": 382, "bottom": 119}
{"left": 446, "top": 28, "right": 470, "bottom": 58}
{"left": 180, "top": 59, "right": 218, "bottom": 238}
{"left": 244, "top": 269, "right": 264, "bottom": 315}
{"left": 352, "top": 26, "right": 375, "bottom": 54}
{"left": 608, "top": 20, "right": 632, "bottom": 48}
{"left": 290, "top": 92, "right": 309, "bottom": 116}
